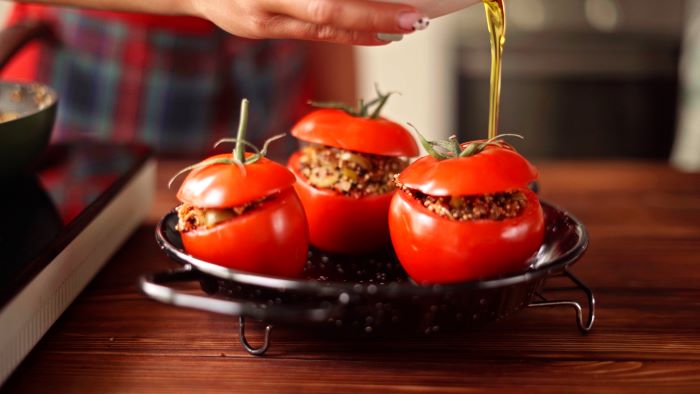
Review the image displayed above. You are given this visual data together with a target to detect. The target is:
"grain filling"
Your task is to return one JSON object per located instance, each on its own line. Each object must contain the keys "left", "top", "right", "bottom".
{"left": 298, "top": 144, "right": 408, "bottom": 197}
{"left": 397, "top": 181, "right": 527, "bottom": 221}
{"left": 176, "top": 194, "right": 273, "bottom": 232}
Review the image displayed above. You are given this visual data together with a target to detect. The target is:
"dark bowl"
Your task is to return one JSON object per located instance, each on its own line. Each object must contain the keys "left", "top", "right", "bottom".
{"left": 0, "top": 81, "right": 58, "bottom": 177}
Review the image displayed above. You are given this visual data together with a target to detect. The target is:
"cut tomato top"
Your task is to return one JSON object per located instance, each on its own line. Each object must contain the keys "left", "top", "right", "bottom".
{"left": 177, "top": 154, "right": 296, "bottom": 208}
{"left": 291, "top": 109, "right": 419, "bottom": 157}
{"left": 397, "top": 145, "right": 538, "bottom": 196}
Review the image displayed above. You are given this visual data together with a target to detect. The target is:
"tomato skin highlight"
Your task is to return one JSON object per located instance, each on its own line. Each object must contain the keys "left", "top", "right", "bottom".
{"left": 291, "top": 109, "right": 418, "bottom": 157}
{"left": 180, "top": 188, "right": 309, "bottom": 278}
{"left": 389, "top": 188, "right": 545, "bottom": 284}
{"left": 177, "top": 154, "right": 295, "bottom": 208}
{"left": 288, "top": 152, "right": 392, "bottom": 254}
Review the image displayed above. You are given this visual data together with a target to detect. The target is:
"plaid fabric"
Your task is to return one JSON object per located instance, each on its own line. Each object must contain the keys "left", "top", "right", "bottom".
{"left": 4, "top": 6, "right": 311, "bottom": 157}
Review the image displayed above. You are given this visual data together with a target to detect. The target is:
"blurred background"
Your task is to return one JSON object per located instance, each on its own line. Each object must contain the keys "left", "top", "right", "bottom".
{"left": 356, "top": 0, "right": 697, "bottom": 169}
{"left": 2, "top": 0, "right": 699, "bottom": 168}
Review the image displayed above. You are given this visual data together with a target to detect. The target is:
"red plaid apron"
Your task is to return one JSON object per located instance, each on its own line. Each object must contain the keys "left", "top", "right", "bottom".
{"left": 2, "top": 5, "right": 312, "bottom": 157}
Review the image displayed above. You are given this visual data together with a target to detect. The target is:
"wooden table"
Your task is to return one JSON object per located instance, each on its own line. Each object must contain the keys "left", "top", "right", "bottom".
{"left": 4, "top": 161, "right": 700, "bottom": 393}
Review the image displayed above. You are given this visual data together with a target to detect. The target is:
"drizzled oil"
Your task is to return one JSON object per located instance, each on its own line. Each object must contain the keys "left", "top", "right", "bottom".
{"left": 483, "top": 0, "right": 506, "bottom": 139}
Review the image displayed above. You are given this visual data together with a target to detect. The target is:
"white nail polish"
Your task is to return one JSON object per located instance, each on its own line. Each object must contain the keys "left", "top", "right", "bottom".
{"left": 377, "top": 33, "right": 404, "bottom": 42}
{"left": 413, "top": 17, "right": 431, "bottom": 31}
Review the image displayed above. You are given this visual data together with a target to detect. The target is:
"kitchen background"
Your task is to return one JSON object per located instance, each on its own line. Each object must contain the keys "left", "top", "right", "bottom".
{"left": 2, "top": 0, "right": 697, "bottom": 167}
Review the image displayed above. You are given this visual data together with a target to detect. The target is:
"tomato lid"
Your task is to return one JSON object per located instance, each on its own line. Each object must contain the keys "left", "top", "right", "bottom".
{"left": 397, "top": 145, "right": 538, "bottom": 196}
{"left": 176, "top": 154, "right": 295, "bottom": 208}
{"left": 291, "top": 109, "right": 419, "bottom": 157}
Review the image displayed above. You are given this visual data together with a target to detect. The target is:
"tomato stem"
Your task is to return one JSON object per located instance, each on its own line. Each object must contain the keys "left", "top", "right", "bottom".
{"left": 308, "top": 101, "right": 357, "bottom": 114}
{"left": 234, "top": 99, "right": 250, "bottom": 163}
{"left": 309, "top": 84, "right": 399, "bottom": 119}
{"left": 358, "top": 99, "right": 367, "bottom": 117}
{"left": 369, "top": 93, "right": 392, "bottom": 119}
{"left": 448, "top": 135, "right": 461, "bottom": 156}
{"left": 408, "top": 123, "right": 448, "bottom": 160}
{"left": 167, "top": 99, "right": 288, "bottom": 189}
{"left": 409, "top": 124, "right": 524, "bottom": 160}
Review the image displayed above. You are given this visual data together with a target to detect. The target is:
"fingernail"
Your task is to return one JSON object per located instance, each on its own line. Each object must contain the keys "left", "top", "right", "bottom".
{"left": 377, "top": 33, "right": 404, "bottom": 42}
{"left": 413, "top": 16, "right": 430, "bottom": 31}
{"left": 398, "top": 12, "right": 430, "bottom": 32}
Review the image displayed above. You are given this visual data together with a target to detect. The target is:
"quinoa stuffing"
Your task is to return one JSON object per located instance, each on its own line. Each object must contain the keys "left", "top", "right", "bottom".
{"left": 397, "top": 181, "right": 528, "bottom": 221}
{"left": 298, "top": 144, "right": 408, "bottom": 197}
{"left": 176, "top": 195, "right": 273, "bottom": 232}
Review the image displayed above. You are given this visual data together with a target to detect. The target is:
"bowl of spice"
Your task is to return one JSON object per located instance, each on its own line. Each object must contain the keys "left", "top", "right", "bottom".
{"left": 0, "top": 81, "right": 57, "bottom": 177}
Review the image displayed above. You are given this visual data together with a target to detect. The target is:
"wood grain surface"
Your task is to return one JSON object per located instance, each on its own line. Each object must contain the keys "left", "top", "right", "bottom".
{"left": 3, "top": 160, "right": 700, "bottom": 393}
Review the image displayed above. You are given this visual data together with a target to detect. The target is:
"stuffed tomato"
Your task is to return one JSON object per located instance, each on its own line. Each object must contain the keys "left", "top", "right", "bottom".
{"left": 172, "top": 99, "right": 308, "bottom": 277}
{"left": 389, "top": 134, "right": 545, "bottom": 284}
{"left": 289, "top": 90, "right": 418, "bottom": 254}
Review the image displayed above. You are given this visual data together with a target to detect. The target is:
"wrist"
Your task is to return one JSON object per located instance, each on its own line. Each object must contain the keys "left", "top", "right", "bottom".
{"left": 175, "top": 0, "right": 203, "bottom": 17}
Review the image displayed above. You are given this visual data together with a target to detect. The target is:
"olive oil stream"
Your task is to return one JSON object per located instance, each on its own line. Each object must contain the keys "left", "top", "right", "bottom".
{"left": 483, "top": 0, "right": 506, "bottom": 140}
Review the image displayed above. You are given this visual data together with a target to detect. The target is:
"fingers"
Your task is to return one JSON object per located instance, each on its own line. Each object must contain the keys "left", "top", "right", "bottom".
{"left": 263, "top": 0, "right": 428, "bottom": 34}
{"left": 262, "top": 15, "right": 390, "bottom": 46}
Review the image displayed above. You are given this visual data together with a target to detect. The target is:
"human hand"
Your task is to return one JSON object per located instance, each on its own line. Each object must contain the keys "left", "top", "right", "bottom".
{"left": 187, "top": 0, "right": 430, "bottom": 45}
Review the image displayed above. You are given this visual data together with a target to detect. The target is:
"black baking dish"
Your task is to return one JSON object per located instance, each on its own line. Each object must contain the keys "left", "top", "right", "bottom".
{"left": 140, "top": 201, "right": 594, "bottom": 355}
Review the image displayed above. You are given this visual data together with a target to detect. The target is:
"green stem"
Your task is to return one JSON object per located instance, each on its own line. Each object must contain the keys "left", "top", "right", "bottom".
{"left": 308, "top": 86, "right": 397, "bottom": 119}
{"left": 309, "top": 101, "right": 357, "bottom": 115}
{"left": 448, "top": 135, "right": 461, "bottom": 156}
{"left": 408, "top": 123, "right": 447, "bottom": 160}
{"left": 369, "top": 95, "right": 389, "bottom": 119}
{"left": 358, "top": 99, "right": 367, "bottom": 117}
{"left": 234, "top": 99, "right": 249, "bottom": 163}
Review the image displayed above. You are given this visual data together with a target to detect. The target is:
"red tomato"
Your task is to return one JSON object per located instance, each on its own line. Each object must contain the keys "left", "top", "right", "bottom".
{"left": 177, "top": 153, "right": 295, "bottom": 208}
{"left": 289, "top": 104, "right": 418, "bottom": 254}
{"left": 291, "top": 109, "right": 418, "bottom": 157}
{"left": 398, "top": 143, "right": 538, "bottom": 196}
{"left": 180, "top": 188, "right": 309, "bottom": 277}
{"left": 177, "top": 154, "right": 308, "bottom": 277}
{"left": 389, "top": 142, "right": 544, "bottom": 284}
{"left": 289, "top": 152, "right": 393, "bottom": 254}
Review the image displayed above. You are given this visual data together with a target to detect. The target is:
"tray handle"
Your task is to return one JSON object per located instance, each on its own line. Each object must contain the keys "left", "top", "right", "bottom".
{"left": 527, "top": 269, "right": 595, "bottom": 333}
{"left": 139, "top": 267, "right": 335, "bottom": 356}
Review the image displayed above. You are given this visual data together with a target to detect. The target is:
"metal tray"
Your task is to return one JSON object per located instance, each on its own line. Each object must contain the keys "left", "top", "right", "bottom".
{"left": 140, "top": 201, "right": 594, "bottom": 355}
